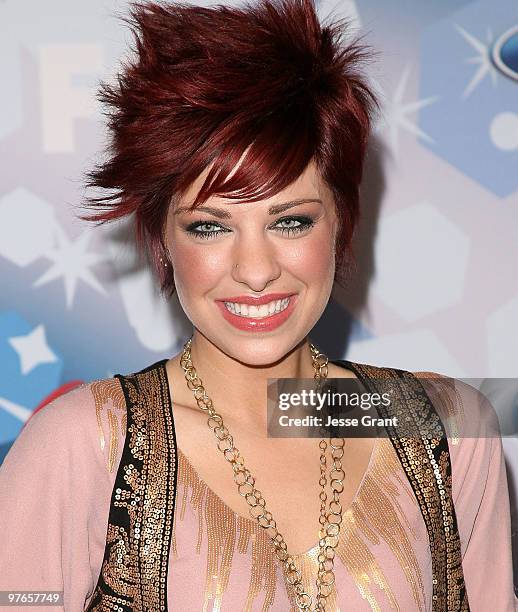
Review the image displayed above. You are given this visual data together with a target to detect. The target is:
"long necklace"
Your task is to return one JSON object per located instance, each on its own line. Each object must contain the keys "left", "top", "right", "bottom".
{"left": 179, "top": 337, "right": 345, "bottom": 611}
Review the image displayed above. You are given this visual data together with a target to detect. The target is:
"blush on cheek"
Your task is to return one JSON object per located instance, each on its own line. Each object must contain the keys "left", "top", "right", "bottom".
{"left": 171, "top": 244, "right": 228, "bottom": 300}
{"left": 283, "top": 237, "right": 335, "bottom": 285}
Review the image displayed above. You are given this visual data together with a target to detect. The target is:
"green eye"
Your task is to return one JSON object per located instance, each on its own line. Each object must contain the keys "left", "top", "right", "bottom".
{"left": 274, "top": 216, "right": 315, "bottom": 235}
{"left": 185, "top": 221, "right": 229, "bottom": 239}
{"left": 184, "top": 215, "right": 315, "bottom": 240}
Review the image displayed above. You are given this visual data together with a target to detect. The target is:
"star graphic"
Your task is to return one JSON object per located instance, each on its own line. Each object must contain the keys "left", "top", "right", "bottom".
{"left": 456, "top": 24, "right": 498, "bottom": 98}
{"left": 8, "top": 324, "right": 58, "bottom": 376}
{"left": 0, "top": 396, "right": 32, "bottom": 423}
{"left": 33, "top": 225, "right": 109, "bottom": 309}
{"left": 376, "top": 65, "right": 439, "bottom": 158}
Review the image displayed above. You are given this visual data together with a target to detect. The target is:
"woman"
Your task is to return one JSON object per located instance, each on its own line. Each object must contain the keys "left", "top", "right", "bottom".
{"left": 0, "top": 0, "right": 516, "bottom": 610}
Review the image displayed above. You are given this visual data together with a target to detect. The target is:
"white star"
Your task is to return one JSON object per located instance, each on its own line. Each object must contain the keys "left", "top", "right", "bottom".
{"left": 9, "top": 324, "right": 58, "bottom": 376}
{"left": 377, "top": 64, "right": 439, "bottom": 158}
{"left": 34, "top": 225, "right": 109, "bottom": 309}
{"left": 456, "top": 24, "right": 498, "bottom": 98}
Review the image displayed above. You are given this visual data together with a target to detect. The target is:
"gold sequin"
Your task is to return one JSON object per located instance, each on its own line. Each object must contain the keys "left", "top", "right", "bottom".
{"left": 174, "top": 438, "right": 426, "bottom": 611}
{"left": 86, "top": 363, "right": 177, "bottom": 611}
{"left": 334, "top": 439, "right": 424, "bottom": 611}
{"left": 173, "top": 448, "right": 277, "bottom": 611}
{"left": 90, "top": 378, "right": 126, "bottom": 473}
{"left": 413, "top": 372, "right": 465, "bottom": 445}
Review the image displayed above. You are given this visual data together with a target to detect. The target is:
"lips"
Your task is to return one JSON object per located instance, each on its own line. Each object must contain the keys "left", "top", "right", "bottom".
{"left": 216, "top": 294, "right": 298, "bottom": 332}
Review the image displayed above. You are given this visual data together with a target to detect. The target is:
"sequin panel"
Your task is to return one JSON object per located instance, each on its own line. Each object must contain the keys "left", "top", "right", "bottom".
{"left": 172, "top": 438, "right": 427, "bottom": 611}
{"left": 86, "top": 363, "right": 177, "bottom": 612}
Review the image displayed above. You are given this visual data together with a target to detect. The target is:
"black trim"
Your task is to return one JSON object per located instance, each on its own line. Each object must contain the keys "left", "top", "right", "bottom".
{"left": 160, "top": 360, "right": 179, "bottom": 612}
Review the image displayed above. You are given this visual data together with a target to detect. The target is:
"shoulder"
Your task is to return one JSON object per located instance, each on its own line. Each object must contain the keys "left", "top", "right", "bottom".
{"left": 411, "top": 370, "right": 501, "bottom": 441}
{"left": 348, "top": 360, "right": 500, "bottom": 468}
{"left": 26, "top": 377, "right": 126, "bottom": 437}
{"left": 343, "top": 359, "right": 498, "bottom": 435}
{"left": 411, "top": 370, "right": 505, "bottom": 506}
{"left": 4, "top": 377, "right": 127, "bottom": 476}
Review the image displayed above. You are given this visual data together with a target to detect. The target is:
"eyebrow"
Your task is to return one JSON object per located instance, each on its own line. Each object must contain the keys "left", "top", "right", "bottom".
{"left": 173, "top": 198, "right": 323, "bottom": 219}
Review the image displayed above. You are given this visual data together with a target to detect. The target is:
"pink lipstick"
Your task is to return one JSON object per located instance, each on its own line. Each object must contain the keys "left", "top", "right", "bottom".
{"left": 215, "top": 293, "right": 297, "bottom": 332}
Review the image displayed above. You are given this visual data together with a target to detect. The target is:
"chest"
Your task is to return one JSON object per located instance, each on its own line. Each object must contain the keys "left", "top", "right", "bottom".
{"left": 172, "top": 400, "right": 377, "bottom": 556}
{"left": 170, "top": 451, "right": 434, "bottom": 611}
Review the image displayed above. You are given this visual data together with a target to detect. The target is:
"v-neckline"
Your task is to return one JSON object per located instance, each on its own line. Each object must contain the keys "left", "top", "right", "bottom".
{"left": 175, "top": 441, "right": 379, "bottom": 558}
{"left": 159, "top": 357, "right": 380, "bottom": 558}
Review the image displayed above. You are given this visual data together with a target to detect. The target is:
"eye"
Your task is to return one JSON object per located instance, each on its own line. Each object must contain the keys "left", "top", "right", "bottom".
{"left": 185, "top": 220, "right": 229, "bottom": 240}
{"left": 184, "top": 215, "right": 315, "bottom": 240}
{"left": 273, "top": 216, "right": 315, "bottom": 236}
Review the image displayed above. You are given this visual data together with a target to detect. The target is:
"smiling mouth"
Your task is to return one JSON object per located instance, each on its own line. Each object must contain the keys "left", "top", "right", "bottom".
{"left": 223, "top": 297, "right": 290, "bottom": 319}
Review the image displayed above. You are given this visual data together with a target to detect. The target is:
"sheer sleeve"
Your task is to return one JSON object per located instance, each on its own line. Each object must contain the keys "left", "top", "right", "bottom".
{"left": 0, "top": 380, "right": 125, "bottom": 611}
{"left": 460, "top": 431, "right": 518, "bottom": 610}
{"left": 417, "top": 373, "right": 518, "bottom": 611}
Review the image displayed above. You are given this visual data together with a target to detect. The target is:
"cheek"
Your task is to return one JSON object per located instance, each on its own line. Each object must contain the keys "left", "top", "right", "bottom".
{"left": 282, "top": 229, "right": 336, "bottom": 283}
{"left": 170, "top": 240, "right": 228, "bottom": 294}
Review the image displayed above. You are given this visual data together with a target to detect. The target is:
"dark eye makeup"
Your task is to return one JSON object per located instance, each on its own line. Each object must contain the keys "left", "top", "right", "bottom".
{"left": 184, "top": 215, "right": 316, "bottom": 240}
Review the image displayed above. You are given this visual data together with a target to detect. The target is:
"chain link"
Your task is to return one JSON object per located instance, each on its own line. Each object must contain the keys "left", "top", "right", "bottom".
{"left": 179, "top": 337, "right": 345, "bottom": 611}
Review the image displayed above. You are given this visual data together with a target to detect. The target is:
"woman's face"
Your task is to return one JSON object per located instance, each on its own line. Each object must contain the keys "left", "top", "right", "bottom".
{"left": 164, "top": 159, "right": 339, "bottom": 365}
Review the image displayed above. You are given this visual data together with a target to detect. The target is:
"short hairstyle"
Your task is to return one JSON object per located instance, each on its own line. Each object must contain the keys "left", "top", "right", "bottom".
{"left": 79, "top": 0, "right": 379, "bottom": 296}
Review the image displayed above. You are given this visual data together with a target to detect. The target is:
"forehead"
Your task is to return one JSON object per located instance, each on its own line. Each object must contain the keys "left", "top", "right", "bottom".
{"left": 172, "top": 157, "right": 330, "bottom": 214}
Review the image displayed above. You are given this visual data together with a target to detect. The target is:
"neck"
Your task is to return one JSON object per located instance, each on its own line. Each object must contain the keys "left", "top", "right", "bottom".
{"left": 182, "top": 330, "right": 320, "bottom": 433}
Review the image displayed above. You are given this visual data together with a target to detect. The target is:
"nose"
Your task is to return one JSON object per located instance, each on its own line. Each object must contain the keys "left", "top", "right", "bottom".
{"left": 231, "top": 234, "right": 281, "bottom": 292}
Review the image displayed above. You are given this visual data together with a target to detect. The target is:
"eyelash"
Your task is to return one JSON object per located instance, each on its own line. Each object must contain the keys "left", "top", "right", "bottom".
{"left": 184, "top": 216, "right": 315, "bottom": 240}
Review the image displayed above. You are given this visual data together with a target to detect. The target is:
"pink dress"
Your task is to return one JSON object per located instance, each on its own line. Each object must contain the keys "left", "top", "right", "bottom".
{"left": 0, "top": 371, "right": 517, "bottom": 611}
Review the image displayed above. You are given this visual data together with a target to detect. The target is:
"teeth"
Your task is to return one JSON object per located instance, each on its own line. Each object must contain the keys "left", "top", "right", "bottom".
{"left": 224, "top": 297, "right": 290, "bottom": 318}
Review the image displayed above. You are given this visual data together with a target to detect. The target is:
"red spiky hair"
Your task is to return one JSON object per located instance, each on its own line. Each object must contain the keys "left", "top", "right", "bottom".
{"left": 79, "top": 0, "right": 379, "bottom": 296}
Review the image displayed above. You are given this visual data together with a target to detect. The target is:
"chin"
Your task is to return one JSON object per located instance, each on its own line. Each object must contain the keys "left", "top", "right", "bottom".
{"left": 208, "top": 330, "right": 304, "bottom": 367}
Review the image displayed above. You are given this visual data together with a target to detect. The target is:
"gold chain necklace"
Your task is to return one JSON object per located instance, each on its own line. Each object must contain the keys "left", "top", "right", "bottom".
{"left": 179, "top": 337, "right": 345, "bottom": 611}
